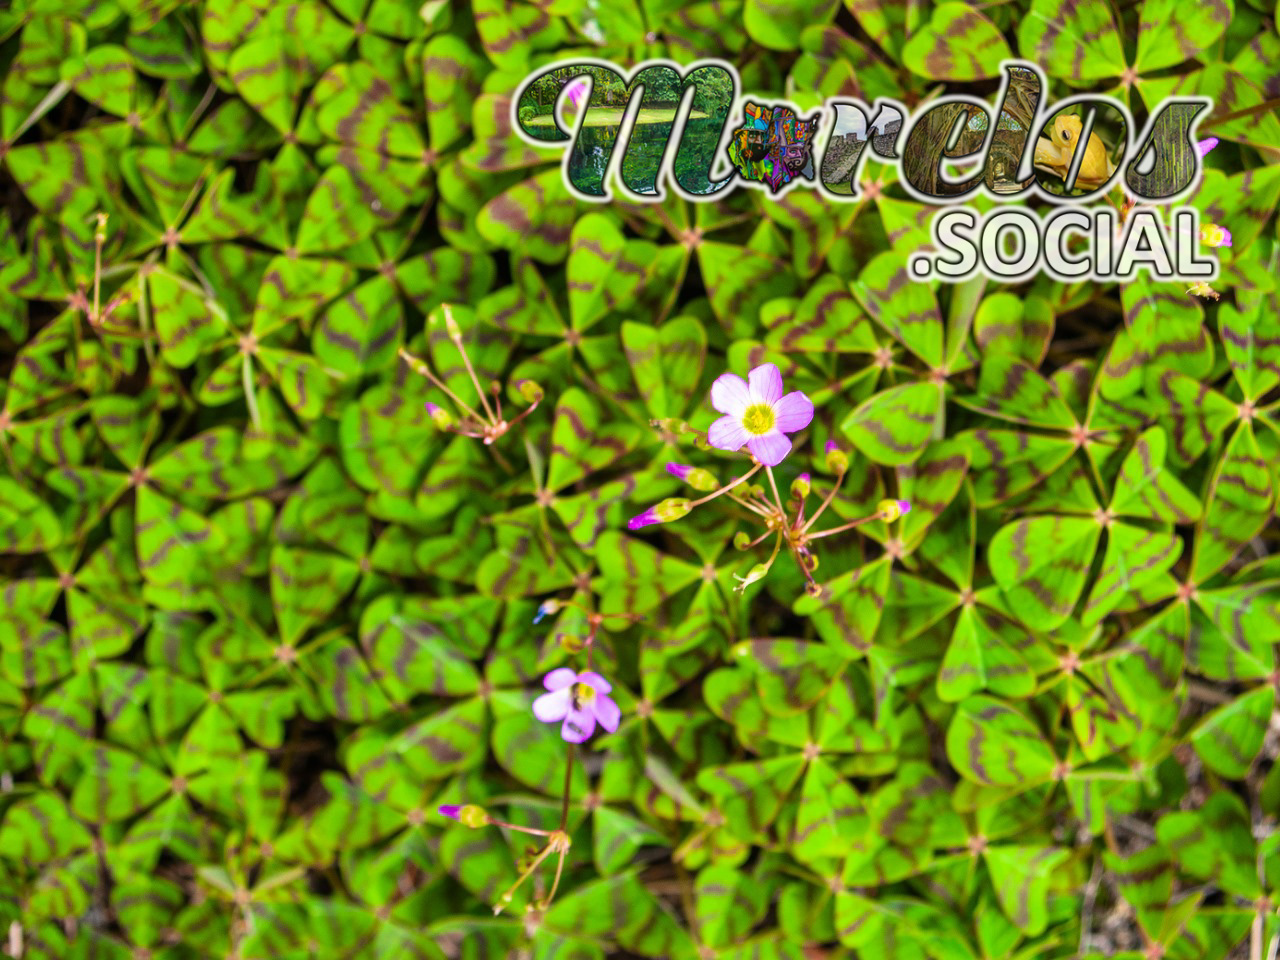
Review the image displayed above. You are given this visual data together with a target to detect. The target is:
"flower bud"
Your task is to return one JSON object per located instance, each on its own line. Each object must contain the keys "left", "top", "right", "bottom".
{"left": 442, "top": 304, "right": 462, "bottom": 339}
{"left": 425, "top": 402, "right": 454, "bottom": 429}
{"left": 878, "top": 498, "right": 912, "bottom": 522}
{"left": 733, "top": 531, "right": 751, "bottom": 550}
{"left": 516, "top": 379, "right": 544, "bottom": 405}
{"left": 824, "top": 441, "right": 848, "bottom": 474}
{"left": 439, "top": 804, "right": 488, "bottom": 828}
{"left": 790, "top": 473, "right": 811, "bottom": 499}
{"left": 666, "top": 462, "right": 719, "bottom": 492}
{"left": 533, "top": 599, "right": 559, "bottom": 624}
{"left": 559, "top": 633, "right": 585, "bottom": 654}
{"left": 627, "top": 498, "right": 692, "bottom": 530}
{"left": 734, "top": 563, "right": 768, "bottom": 592}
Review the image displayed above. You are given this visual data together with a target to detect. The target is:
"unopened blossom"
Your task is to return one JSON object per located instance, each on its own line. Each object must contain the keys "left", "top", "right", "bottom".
{"left": 666, "top": 462, "right": 718, "bottom": 492}
{"left": 532, "top": 668, "right": 620, "bottom": 743}
{"left": 438, "top": 804, "right": 488, "bottom": 827}
{"left": 1200, "top": 223, "right": 1232, "bottom": 248}
{"left": 1196, "top": 137, "right": 1219, "bottom": 157}
{"left": 878, "top": 499, "right": 912, "bottom": 522}
{"left": 824, "top": 440, "right": 848, "bottom": 474}
{"left": 532, "top": 599, "right": 559, "bottom": 624}
{"left": 627, "top": 497, "right": 691, "bottom": 530}
{"left": 425, "top": 402, "right": 454, "bottom": 429}
{"left": 1187, "top": 281, "right": 1220, "bottom": 301}
{"left": 707, "top": 363, "right": 814, "bottom": 466}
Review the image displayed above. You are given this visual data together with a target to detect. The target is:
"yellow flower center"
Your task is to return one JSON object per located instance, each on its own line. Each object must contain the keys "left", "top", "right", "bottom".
{"left": 572, "top": 682, "right": 596, "bottom": 706}
{"left": 741, "top": 403, "right": 775, "bottom": 436}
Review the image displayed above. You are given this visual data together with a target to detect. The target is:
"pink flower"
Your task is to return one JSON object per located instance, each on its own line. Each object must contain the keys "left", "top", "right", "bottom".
{"left": 566, "top": 79, "right": 588, "bottom": 111}
{"left": 1196, "top": 137, "right": 1218, "bottom": 157}
{"left": 707, "top": 363, "right": 814, "bottom": 466}
{"left": 532, "top": 668, "right": 621, "bottom": 743}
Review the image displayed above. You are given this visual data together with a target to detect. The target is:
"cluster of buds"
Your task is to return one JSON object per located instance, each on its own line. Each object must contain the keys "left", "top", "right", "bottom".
{"left": 399, "top": 303, "right": 543, "bottom": 447}
{"left": 627, "top": 364, "right": 911, "bottom": 597}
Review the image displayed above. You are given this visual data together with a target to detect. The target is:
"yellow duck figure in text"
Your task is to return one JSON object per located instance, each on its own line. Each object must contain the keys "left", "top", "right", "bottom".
{"left": 1033, "top": 114, "right": 1117, "bottom": 190}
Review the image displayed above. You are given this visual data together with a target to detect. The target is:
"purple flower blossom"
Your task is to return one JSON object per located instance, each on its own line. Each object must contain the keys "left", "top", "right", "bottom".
{"left": 1196, "top": 137, "right": 1219, "bottom": 157}
{"left": 627, "top": 497, "right": 691, "bottom": 530}
{"left": 1200, "top": 223, "right": 1232, "bottom": 248}
{"left": 566, "top": 79, "right": 588, "bottom": 111}
{"left": 532, "top": 668, "right": 621, "bottom": 743}
{"left": 707, "top": 363, "right": 814, "bottom": 466}
{"left": 666, "top": 463, "right": 718, "bottom": 492}
{"left": 439, "top": 804, "right": 461, "bottom": 820}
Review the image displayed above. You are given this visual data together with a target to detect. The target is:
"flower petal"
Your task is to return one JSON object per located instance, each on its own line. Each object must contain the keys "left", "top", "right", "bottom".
{"left": 1196, "top": 137, "right": 1218, "bottom": 157}
{"left": 746, "top": 431, "right": 792, "bottom": 466}
{"left": 533, "top": 688, "right": 571, "bottom": 723}
{"left": 708, "top": 414, "right": 751, "bottom": 452}
{"left": 593, "top": 695, "right": 621, "bottom": 733}
{"left": 561, "top": 706, "right": 597, "bottom": 743}
{"left": 577, "top": 671, "right": 612, "bottom": 694}
{"left": 747, "top": 363, "right": 784, "bottom": 405}
{"left": 773, "top": 391, "right": 814, "bottom": 434}
{"left": 710, "top": 373, "right": 751, "bottom": 416}
{"left": 543, "top": 667, "right": 578, "bottom": 691}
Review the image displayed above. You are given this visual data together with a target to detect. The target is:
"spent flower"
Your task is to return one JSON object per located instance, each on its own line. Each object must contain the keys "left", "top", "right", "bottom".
{"left": 707, "top": 363, "right": 814, "bottom": 466}
{"left": 532, "top": 668, "right": 621, "bottom": 743}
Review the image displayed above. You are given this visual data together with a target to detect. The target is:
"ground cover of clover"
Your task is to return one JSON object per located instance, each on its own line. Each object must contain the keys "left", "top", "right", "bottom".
{"left": 1, "top": 1, "right": 1279, "bottom": 959}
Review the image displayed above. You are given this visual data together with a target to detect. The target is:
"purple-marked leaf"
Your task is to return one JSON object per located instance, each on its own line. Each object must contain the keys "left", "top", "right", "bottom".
{"left": 227, "top": 34, "right": 307, "bottom": 134}
{"left": 257, "top": 347, "right": 340, "bottom": 420}
{"left": 4, "top": 140, "right": 110, "bottom": 218}
{"left": 1083, "top": 523, "right": 1182, "bottom": 627}
{"left": 1189, "top": 583, "right": 1280, "bottom": 681}
{"left": 1018, "top": 0, "right": 1126, "bottom": 82}
{"left": 1218, "top": 298, "right": 1280, "bottom": 403}
{"left": 543, "top": 873, "right": 699, "bottom": 960}
{"left": 67, "top": 589, "right": 141, "bottom": 666}
{"left": 902, "top": 2, "right": 1011, "bottom": 80}
{"left": 70, "top": 744, "right": 169, "bottom": 822}
{"left": 546, "top": 387, "right": 646, "bottom": 492}
{"left": 974, "top": 292, "right": 1054, "bottom": 366}
{"left": 764, "top": 273, "right": 878, "bottom": 354}
{"left": 423, "top": 34, "right": 488, "bottom": 153}
{"left": 851, "top": 250, "right": 943, "bottom": 368}
{"left": 471, "top": 0, "right": 565, "bottom": 71}
{"left": 396, "top": 248, "right": 496, "bottom": 319}
{"left": 880, "top": 570, "right": 959, "bottom": 644}
{"left": 270, "top": 546, "right": 359, "bottom": 646}
{"left": 598, "top": 530, "right": 704, "bottom": 613}
{"left": 339, "top": 381, "right": 435, "bottom": 502}
{"left": 476, "top": 508, "right": 588, "bottom": 598}
{"left": 697, "top": 241, "right": 799, "bottom": 335}
{"left": 1109, "top": 427, "right": 1202, "bottom": 523}
{"left": 252, "top": 256, "right": 356, "bottom": 332}
{"left": 703, "top": 666, "right": 809, "bottom": 749}
{"left": 1191, "top": 423, "right": 1273, "bottom": 584}
{"left": 415, "top": 433, "right": 496, "bottom": 522}
{"left": 391, "top": 696, "right": 486, "bottom": 782}
{"left": 295, "top": 162, "right": 400, "bottom": 254}
{"left": 694, "top": 864, "right": 772, "bottom": 949}
{"left": 732, "top": 639, "right": 847, "bottom": 717}
{"left": 492, "top": 706, "right": 590, "bottom": 795}
{"left": 0, "top": 613, "right": 70, "bottom": 688}
{"left": 622, "top": 316, "right": 707, "bottom": 420}
{"left": 897, "top": 438, "right": 968, "bottom": 546}
{"left": 312, "top": 274, "right": 402, "bottom": 377}
{"left": 842, "top": 381, "right": 940, "bottom": 466}
{"left": 1190, "top": 685, "right": 1275, "bottom": 780}
{"left": 0, "top": 791, "right": 92, "bottom": 863}
{"left": 568, "top": 213, "right": 643, "bottom": 331}
{"left": 134, "top": 487, "right": 225, "bottom": 609}
{"left": 148, "top": 427, "right": 282, "bottom": 499}
{"left": 359, "top": 594, "right": 480, "bottom": 701}
{"left": 946, "top": 696, "right": 1058, "bottom": 788}
{"left": 958, "top": 429, "right": 1077, "bottom": 508}
{"left": 593, "top": 806, "right": 667, "bottom": 877}
{"left": 61, "top": 44, "right": 136, "bottom": 116}
{"left": 5, "top": 409, "right": 83, "bottom": 467}
{"left": 478, "top": 257, "right": 564, "bottom": 335}
{"left": 983, "top": 846, "right": 1070, "bottom": 935}
{"left": 461, "top": 92, "right": 558, "bottom": 172}
{"left": 790, "top": 758, "right": 866, "bottom": 866}
{"left": 874, "top": 196, "right": 936, "bottom": 258}
{"left": 310, "top": 60, "right": 423, "bottom": 157}
{"left": 938, "top": 606, "right": 1037, "bottom": 703}
{"left": 1136, "top": 0, "right": 1233, "bottom": 73}
{"left": 1114, "top": 601, "right": 1188, "bottom": 710}
{"left": 959, "top": 355, "right": 1077, "bottom": 429}
{"left": 1142, "top": 367, "right": 1237, "bottom": 467}
{"left": 698, "top": 756, "right": 806, "bottom": 839}
{"left": 794, "top": 557, "right": 892, "bottom": 655}
{"left": 1103, "top": 845, "right": 1175, "bottom": 911}
{"left": 988, "top": 515, "right": 1101, "bottom": 630}
{"left": 1139, "top": 64, "right": 1280, "bottom": 152}
{"left": 301, "top": 637, "right": 394, "bottom": 722}
{"left": 1066, "top": 667, "right": 1140, "bottom": 763}
{"left": 477, "top": 168, "right": 578, "bottom": 264}
{"left": 551, "top": 476, "right": 638, "bottom": 550}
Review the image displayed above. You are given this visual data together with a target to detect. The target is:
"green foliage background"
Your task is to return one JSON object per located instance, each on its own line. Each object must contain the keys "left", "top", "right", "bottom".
{"left": 1, "top": 0, "right": 1279, "bottom": 957}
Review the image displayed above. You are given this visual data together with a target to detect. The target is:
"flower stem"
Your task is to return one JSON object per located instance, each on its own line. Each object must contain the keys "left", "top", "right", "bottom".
{"left": 800, "top": 469, "right": 846, "bottom": 533}
{"left": 398, "top": 347, "right": 485, "bottom": 423}
{"left": 688, "top": 463, "right": 763, "bottom": 508}
{"left": 764, "top": 466, "right": 788, "bottom": 518}
{"left": 444, "top": 303, "right": 498, "bottom": 424}
{"left": 494, "top": 843, "right": 556, "bottom": 915}
{"left": 805, "top": 512, "right": 882, "bottom": 541}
